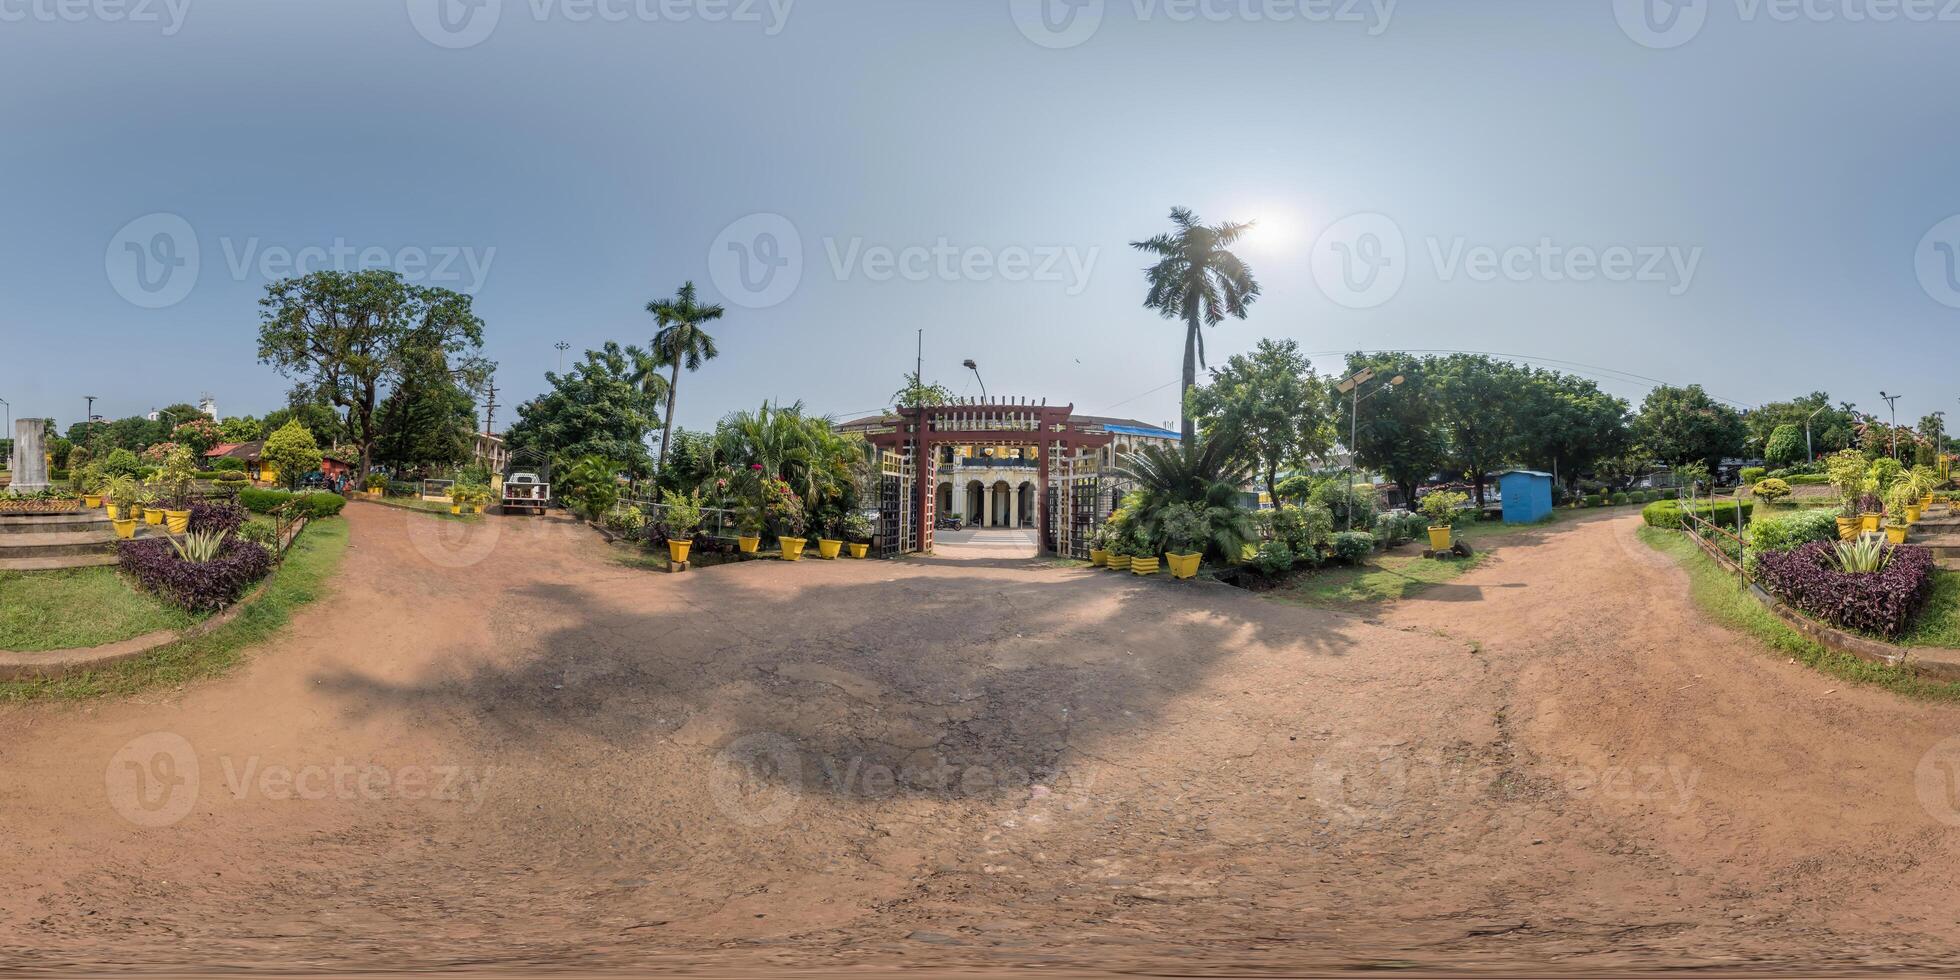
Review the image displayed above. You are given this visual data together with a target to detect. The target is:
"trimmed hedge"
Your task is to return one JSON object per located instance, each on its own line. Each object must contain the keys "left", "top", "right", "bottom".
{"left": 1747, "top": 509, "right": 1838, "bottom": 554}
{"left": 1642, "top": 498, "right": 1753, "bottom": 530}
{"left": 1739, "top": 466, "right": 1767, "bottom": 485}
{"left": 238, "top": 488, "right": 347, "bottom": 518}
{"left": 118, "top": 536, "right": 274, "bottom": 612}
{"left": 1330, "top": 531, "right": 1375, "bottom": 564}
{"left": 1754, "top": 541, "right": 1934, "bottom": 638}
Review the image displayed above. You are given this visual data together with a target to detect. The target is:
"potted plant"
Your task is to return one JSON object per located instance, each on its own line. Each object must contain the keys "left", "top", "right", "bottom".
{"left": 1087, "top": 525, "right": 1110, "bottom": 567}
{"left": 364, "top": 473, "right": 388, "bottom": 498}
{"left": 735, "top": 503, "right": 763, "bottom": 554}
{"left": 1120, "top": 524, "right": 1159, "bottom": 576}
{"left": 139, "top": 482, "right": 165, "bottom": 526}
{"left": 841, "top": 512, "right": 874, "bottom": 558}
{"left": 1859, "top": 486, "right": 1884, "bottom": 534}
{"left": 767, "top": 480, "right": 808, "bottom": 560}
{"left": 1825, "top": 450, "right": 1866, "bottom": 540}
{"left": 1103, "top": 527, "right": 1133, "bottom": 572}
{"left": 1885, "top": 482, "right": 1915, "bottom": 543}
{"left": 107, "top": 475, "right": 141, "bottom": 539}
{"left": 1161, "top": 503, "right": 1206, "bottom": 580}
{"left": 815, "top": 510, "right": 845, "bottom": 560}
{"left": 77, "top": 463, "right": 106, "bottom": 509}
{"left": 452, "top": 482, "right": 491, "bottom": 515}
{"left": 1420, "top": 489, "right": 1470, "bottom": 551}
{"left": 661, "top": 489, "right": 703, "bottom": 563}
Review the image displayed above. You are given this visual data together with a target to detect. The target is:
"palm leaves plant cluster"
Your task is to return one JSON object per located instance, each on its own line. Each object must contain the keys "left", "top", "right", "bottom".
{"left": 678, "top": 400, "right": 872, "bottom": 540}
{"left": 1112, "top": 434, "right": 1258, "bottom": 562}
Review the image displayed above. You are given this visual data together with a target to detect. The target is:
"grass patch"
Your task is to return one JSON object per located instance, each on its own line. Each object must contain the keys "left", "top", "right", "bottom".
{"left": 0, "top": 567, "right": 199, "bottom": 651}
{"left": 1896, "top": 570, "right": 1960, "bottom": 650}
{"left": 354, "top": 495, "right": 484, "bottom": 522}
{"left": 1637, "top": 526, "right": 1960, "bottom": 701}
{"left": 0, "top": 518, "right": 349, "bottom": 701}
{"left": 1277, "top": 552, "right": 1488, "bottom": 604}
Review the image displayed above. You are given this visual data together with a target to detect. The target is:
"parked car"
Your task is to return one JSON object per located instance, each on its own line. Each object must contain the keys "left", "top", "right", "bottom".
{"left": 503, "top": 472, "right": 550, "bottom": 515}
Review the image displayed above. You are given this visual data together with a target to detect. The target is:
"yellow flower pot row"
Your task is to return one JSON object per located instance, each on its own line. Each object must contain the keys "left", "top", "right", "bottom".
{"left": 1090, "top": 550, "right": 1201, "bottom": 579}
{"left": 770, "top": 537, "right": 871, "bottom": 560}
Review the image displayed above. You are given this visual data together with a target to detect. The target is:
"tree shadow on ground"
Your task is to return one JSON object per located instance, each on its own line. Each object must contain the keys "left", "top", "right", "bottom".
{"left": 309, "top": 560, "right": 1368, "bottom": 804}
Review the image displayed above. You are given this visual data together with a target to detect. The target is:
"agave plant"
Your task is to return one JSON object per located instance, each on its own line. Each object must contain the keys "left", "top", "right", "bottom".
{"left": 169, "top": 529, "right": 231, "bottom": 564}
{"left": 1113, "top": 433, "right": 1257, "bottom": 560}
{"left": 1829, "top": 533, "right": 1892, "bottom": 574}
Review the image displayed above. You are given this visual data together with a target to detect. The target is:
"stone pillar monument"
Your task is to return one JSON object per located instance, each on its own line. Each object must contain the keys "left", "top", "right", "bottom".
{"left": 10, "top": 418, "right": 49, "bottom": 493}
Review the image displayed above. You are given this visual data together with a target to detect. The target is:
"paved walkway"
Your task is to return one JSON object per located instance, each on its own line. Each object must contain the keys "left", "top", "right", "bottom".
{"left": 930, "top": 527, "right": 1042, "bottom": 560}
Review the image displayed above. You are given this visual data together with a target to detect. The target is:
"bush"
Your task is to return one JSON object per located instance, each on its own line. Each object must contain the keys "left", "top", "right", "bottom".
{"left": 1583, "top": 494, "right": 1604, "bottom": 507}
{"left": 118, "top": 535, "right": 274, "bottom": 612}
{"left": 296, "top": 492, "right": 345, "bottom": 518}
{"left": 1373, "top": 511, "right": 1427, "bottom": 547}
{"left": 1254, "top": 540, "right": 1295, "bottom": 576}
{"left": 1751, "top": 478, "right": 1791, "bottom": 503}
{"left": 1610, "top": 492, "right": 1630, "bottom": 505}
{"left": 1642, "top": 498, "right": 1753, "bottom": 530}
{"left": 1330, "top": 531, "right": 1374, "bottom": 565}
{"left": 213, "top": 457, "right": 247, "bottom": 472}
{"left": 1312, "top": 480, "right": 1377, "bottom": 531}
{"left": 1747, "top": 509, "right": 1838, "bottom": 554}
{"left": 238, "top": 488, "right": 293, "bottom": 513}
{"left": 189, "top": 501, "right": 248, "bottom": 536}
{"left": 1739, "top": 466, "right": 1767, "bottom": 486}
{"left": 1785, "top": 473, "right": 1829, "bottom": 486}
{"left": 1262, "top": 504, "right": 1334, "bottom": 558}
{"left": 1754, "top": 541, "right": 1934, "bottom": 638}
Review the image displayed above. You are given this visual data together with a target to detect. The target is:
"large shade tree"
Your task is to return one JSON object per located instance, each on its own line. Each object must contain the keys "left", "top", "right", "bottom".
{"left": 646, "top": 281, "right": 724, "bottom": 472}
{"left": 507, "top": 342, "right": 664, "bottom": 477}
{"left": 1132, "top": 207, "right": 1261, "bottom": 445}
{"left": 1634, "top": 384, "right": 1747, "bottom": 471}
{"left": 256, "top": 270, "right": 490, "bottom": 475}
{"left": 1187, "top": 338, "right": 1335, "bottom": 506}
{"left": 1337, "top": 352, "right": 1447, "bottom": 507}
{"left": 1430, "top": 354, "right": 1534, "bottom": 506}
{"left": 1514, "top": 369, "right": 1631, "bottom": 496}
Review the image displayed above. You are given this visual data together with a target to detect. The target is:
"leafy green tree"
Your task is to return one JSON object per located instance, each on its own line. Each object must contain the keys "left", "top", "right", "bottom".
{"left": 891, "top": 370, "right": 953, "bottom": 408}
{"left": 262, "top": 419, "right": 323, "bottom": 491}
{"left": 1634, "top": 384, "right": 1747, "bottom": 471}
{"left": 262, "top": 402, "right": 347, "bottom": 446}
{"left": 371, "top": 342, "right": 478, "bottom": 473}
{"left": 219, "top": 416, "right": 264, "bottom": 442}
{"left": 257, "top": 269, "right": 489, "bottom": 476}
{"left": 646, "top": 280, "right": 724, "bottom": 472}
{"left": 1429, "top": 354, "right": 1533, "bottom": 506}
{"left": 1764, "top": 423, "right": 1806, "bottom": 467}
{"left": 1132, "top": 207, "right": 1261, "bottom": 445}
{"left": 1337, "top": 352, "right": 1446, "bottom": 508}
{"left": 1188, "top": 338, "right": 1335, "bottom": 506}
{"left": 508, "top": 342, "right": 663, "bottom": 477}
{"left": 557, "top": 455, "right": 624, "bottom": 520}
{"left": 1514, "top": 370, "right": 1630, "bottom": 494}
{"left": 171, "top": 417, "right": 223, "bottom": 456}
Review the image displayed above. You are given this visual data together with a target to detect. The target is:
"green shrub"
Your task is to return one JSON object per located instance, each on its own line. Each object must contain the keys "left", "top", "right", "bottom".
{"left": 1642, "top": 498, "right": 1754, "bottom": 530}
{"left": 238, "top": 488, "right": 292, "bottom": 513}
{"left": 1583, "top": 494, "right": 1604, "bottom": 507}
{"left": 1610, "top": 492, "right": 1630, "bottom": 505}
{"left": 295, "top": 493, "right": 345, "bottom": 518}
{"left": 1747, "top": 509, "right": 1838, "bottom": 554}
{"left": 1254, "top": 540, "right": 1295, "bottom": 576}
{"left": 1330, "top": 531, "right": 1374, "bottom": 565}
{"left": 213, "top": 457, "right": 247, "bottom": 472}
{"left": 1312, "top": 480, "right": 1377, "bottom": 532}
{"left": 1739, "top": 466, "right": 1767, "bottom": 486}
{"left": 1752, "top": 478, "right": 1791, "bottom": 503}
{"left": 1262, "top": 504, "right": 1334, "bottom": 557}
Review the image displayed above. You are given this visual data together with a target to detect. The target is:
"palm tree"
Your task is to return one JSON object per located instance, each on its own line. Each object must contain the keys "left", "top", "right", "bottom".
{"left": 1131, "top": 207, "right": 1261, "bottom": 445}
{"left": 1114, "top": 432, "right": 1257, "bottom": 559}
{"left": 647, "top": 281, "right": 725, "bottom": 472}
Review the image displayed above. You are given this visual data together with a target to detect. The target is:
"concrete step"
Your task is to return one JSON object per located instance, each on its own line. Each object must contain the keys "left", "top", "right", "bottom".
{"left": 0, "top": 525, "right": 165, "bottom": 560}
{"left": 0, "top": 511, "right": 107, "bottom": 534}
{"left": 0, "top": 553, "right": 120, "bottom": 572}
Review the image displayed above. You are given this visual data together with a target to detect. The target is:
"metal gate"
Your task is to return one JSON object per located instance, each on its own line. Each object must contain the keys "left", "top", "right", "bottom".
{"left": 875, "top": 449, "right": 917, "bottom": 559}
{"left": 1047, "top": 450, "right": 1104, "bottom": 560}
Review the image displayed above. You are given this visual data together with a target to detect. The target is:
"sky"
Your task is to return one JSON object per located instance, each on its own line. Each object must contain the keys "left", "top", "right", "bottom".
{"left": 3, "top": 0, "right": 1959, "bottom": 439}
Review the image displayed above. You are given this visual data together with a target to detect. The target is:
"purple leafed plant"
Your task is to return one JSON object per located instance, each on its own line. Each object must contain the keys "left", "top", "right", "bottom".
{"left": 188, "top": 501, "right": 248, "bottom": 536}
{"left": 1753, "top": 541, "right": 1934, "bottom": 638}
{"left": 118, "top": 536, "right": 273, "bottom": 613}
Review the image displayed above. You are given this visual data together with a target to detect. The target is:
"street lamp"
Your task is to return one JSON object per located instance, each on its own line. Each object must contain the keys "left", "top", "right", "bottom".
{"left": 1880, "top": 391, "right": 1902, "bottom": 459}
{"left": 554, "top": 341, "right": 570, "bottom": 373}
{"left": 963, "top": 359, "right": 987, "bottom": 400}
{"left": 1336, "top": 368, "right": 1405, "bottom": 531}
{"left": 1804, "top": 404, "right": 1826, "bottom": 463}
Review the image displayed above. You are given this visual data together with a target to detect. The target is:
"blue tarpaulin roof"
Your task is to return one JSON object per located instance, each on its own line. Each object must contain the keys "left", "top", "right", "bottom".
{"left": 1103, "top": 423, "right": 1179, "bottom": 439}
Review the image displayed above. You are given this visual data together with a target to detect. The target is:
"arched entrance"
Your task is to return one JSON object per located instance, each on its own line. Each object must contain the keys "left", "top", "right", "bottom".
{"left": 992, "top": 480, "right": 1013, "bottom": 527}
{"left": 1018, "top": 481, "right": 1036, "bottom": 526}
{"left": 965, "top": 481, "right": 985, "bottom": 525}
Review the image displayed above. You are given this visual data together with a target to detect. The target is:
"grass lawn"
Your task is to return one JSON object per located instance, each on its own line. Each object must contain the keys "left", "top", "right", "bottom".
{"left": 0, "top": 517, "right": 349, "bottom": 701}
{"left": 0, "top": 567, "right": 198, "bottom": 651}
{"left": 1637, "top": 525, "right": 1960, "bottom": 701}
{"left": 1270, "top": 513, "right": 1559, "bottom": 606}
{"left": 1895, "top": 570, "right": 1960, "bottom": 650}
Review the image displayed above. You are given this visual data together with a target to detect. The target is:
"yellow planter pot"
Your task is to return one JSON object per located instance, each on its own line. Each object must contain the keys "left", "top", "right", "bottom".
{"left": 847, "top": 542, "right": 869, "bottom": 559}
{"left": 1427, "top": 526, "right": 1454, "bottom": 551}
{"left": 1861, "top": 512, "right": 1882, "bottom": 532}
{"left": 1923, "top": 494, "right": 1936, "bottom": 509}
{"left": 1908, "top": 506, "right": 1923, "bottom": 524}
{"left": 817, "top": 538, "right": 843, "bottom": 560}
{"left": 367, "top": 488, "right": 383, "bottom": 498}
{"left": 83, "top": 494, "right": 103, "bottom": 509}
{"left": 1165, "top": 552, "right": 1201, "bottom": 579}
{"left": 1105, "top": 554, "right": 1132, "bottom": 572}
{"left": 1130, "top": 556, "right": 1161, "bottom": 576}
{"left": 165, "top": 510, "right": 191, "bottom": 534}
{"left": 105, "top": 504, "right": 122, "bottom": 521}
{"left": 143, "top": 508, "right": 165, "bottom": 526}
{"left": 779, "top": 536, "right": 807, "bottom": 560}
{"left": 451, "top": 504, "right": 463, "bottom": 515}
{"left": 1887, "top": 524, "right": 1909, "bottom": 544}
{"left": 667, "top": 539, "right": 693, "bottom": 563}
{"left": 738, "top": 535, "right": 761, "bottom": 554}
{"left": 1836, "top": 516, "right": 1860, "bottom": 541}
{"left": 1088, "top": 548, "right": 1107, "bottom": 567}
{"left": 111, "top": 518, "right": 138, "bottom": 540}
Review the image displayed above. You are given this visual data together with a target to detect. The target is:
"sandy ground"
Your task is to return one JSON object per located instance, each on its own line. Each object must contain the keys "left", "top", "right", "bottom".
{"left": 3, "top": 503, "right": 1960, "bottom": 975}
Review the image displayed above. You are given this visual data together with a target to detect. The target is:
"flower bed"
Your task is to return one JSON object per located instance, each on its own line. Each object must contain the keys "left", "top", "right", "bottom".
{"left": 1753, "top": 541, "right": 1934, "bottom": 638}
{"left": 117, "top": 536, "right": 274, "bottom": 613}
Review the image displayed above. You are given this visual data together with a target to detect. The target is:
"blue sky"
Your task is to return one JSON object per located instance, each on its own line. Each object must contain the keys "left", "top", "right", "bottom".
{"left": 3, "top": 0, "right": 1959, "bottom": 437}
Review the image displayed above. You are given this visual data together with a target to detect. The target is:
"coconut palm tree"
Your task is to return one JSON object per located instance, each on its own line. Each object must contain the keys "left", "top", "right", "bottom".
{"left": 647, "top": 281, "right": 725, "bottom": 472}
{"left": 1131, "top": 207, "right": 1261, "bottom": 446}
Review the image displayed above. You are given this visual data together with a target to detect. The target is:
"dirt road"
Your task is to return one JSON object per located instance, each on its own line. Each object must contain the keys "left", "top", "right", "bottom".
{"left": 4, "top": 504, "right": 1960, "bottom": 974}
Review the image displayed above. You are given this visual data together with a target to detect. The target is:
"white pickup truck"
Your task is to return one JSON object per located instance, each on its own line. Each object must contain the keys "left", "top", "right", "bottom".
{"left": 502, "top": 472, "right": 550, "bottom": 515}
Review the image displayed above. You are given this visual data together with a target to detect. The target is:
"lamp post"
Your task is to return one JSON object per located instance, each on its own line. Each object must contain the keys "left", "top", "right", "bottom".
{"left": 0, "top": 396, "right": 9, "bottom": 470}
{"left": 1336, "top": 368, "right": 1405, "bottom": 531}
{"left": 554, "top": 341, "right": 570, "bottom": 373}
{"left": 1804, "top": 404, "right": 1826, "bottom": 463}
{"left": 963, "top": 359, "right": 987, "bottom": 400}
{"left": 1880, "top": 391, "right": 1902, "bottom": 460}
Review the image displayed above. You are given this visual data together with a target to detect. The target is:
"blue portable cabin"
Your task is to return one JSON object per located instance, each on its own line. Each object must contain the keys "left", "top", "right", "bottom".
{"left": 1497, "top": 470, "right": 1554, "bottom": 524}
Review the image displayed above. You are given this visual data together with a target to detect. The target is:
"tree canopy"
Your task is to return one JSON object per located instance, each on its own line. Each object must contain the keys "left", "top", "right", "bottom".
{"left": 1634, "top": 384, "right": 1747, "bottom": 470}
{"left": 507, "top": 342, "right": 664, "bottom": 477}
{"left": 1188, "top": 338, "right": 1334, "bottom": 505}
{"left": 1132, "top": 207, "right": 1260, "bottom": 445}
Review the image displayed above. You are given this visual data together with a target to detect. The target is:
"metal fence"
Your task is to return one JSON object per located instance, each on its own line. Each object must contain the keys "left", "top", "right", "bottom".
{"left": 612, "top": 498, "right": 745, "bottom": 540}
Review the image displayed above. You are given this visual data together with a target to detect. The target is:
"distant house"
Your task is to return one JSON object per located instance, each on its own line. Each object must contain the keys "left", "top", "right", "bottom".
{"left": 204, "top": 442, "right": 269, "bottom": 483}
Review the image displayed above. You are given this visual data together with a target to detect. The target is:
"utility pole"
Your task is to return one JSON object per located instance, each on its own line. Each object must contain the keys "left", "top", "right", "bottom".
{"left": 1880, "top": 391, "right": 1902, "bottom": 459}
{"left": 84, "top": 395, "right": 97, "bottom": 430}
{"left": 482, "top": 379, "right": 499, "bottom": 435}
